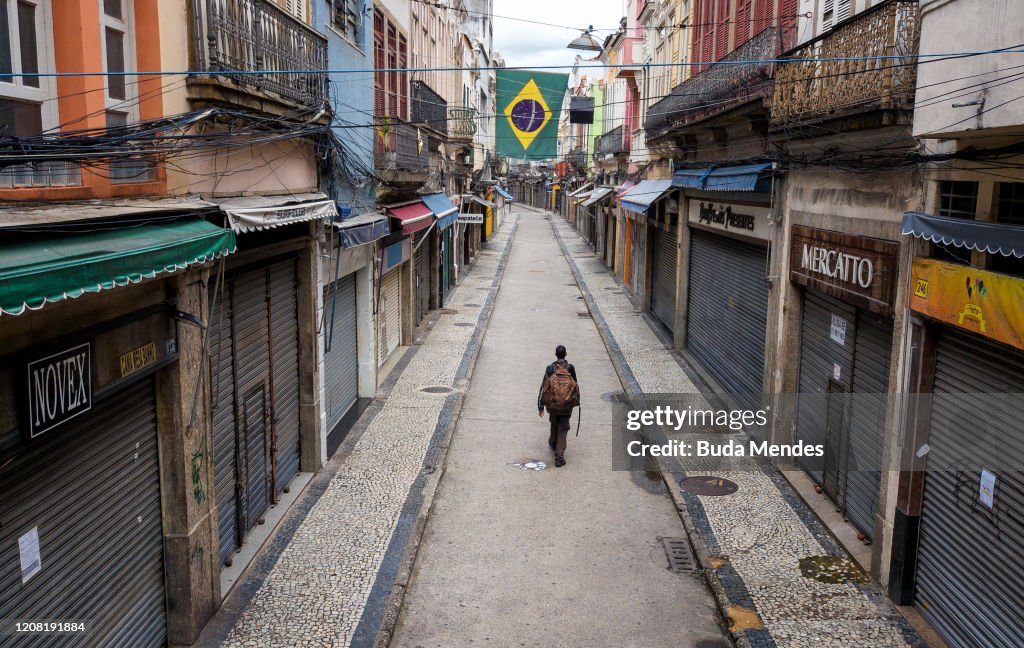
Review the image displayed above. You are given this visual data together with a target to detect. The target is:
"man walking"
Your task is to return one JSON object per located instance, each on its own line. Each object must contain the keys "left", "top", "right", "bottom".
{"left": 538, "top": 345, "right": 579, "bottom": 467}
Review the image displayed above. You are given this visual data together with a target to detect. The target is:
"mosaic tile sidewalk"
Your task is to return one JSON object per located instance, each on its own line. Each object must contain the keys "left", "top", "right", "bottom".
{"left": 214, "top": 218, "right": 517, "bottom": 648}
{"left": 547, "top": 211, "right": 924, "bottom": 648}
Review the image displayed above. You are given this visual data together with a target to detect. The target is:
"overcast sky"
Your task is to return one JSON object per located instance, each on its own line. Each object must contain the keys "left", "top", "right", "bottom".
{"left": 493, "top": 0, "right": 627, "bottom": 70}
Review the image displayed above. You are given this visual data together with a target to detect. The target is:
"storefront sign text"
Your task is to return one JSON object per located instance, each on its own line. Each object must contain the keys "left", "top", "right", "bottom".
{"left": 120, "top": 342, "right": 158, "bottom": 378}
{"left": 688, "top": 201, "right": 771, "bottom": 241}
{"left": 26, "top": 343, "right": 92, "bottom": 439}
{"left": 909, "top": 257, "right": 1024, "bottom": 351}
{"left": 458, "top": 213, "right": 484, "bottom": 224}
{"left": 789, "top": 226, "right": 899, "bottom": 316}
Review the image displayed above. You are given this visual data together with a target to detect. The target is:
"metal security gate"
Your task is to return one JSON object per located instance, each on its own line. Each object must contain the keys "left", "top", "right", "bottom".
{"left": 377, "top": 268, "right": 402, "bottom": 367}
{"left": 914, "top": 329, "right": 1024, "bottom": 647}
{"left": 414, "top": 236, "right": 430, "bottom": 325}
{"left": 685, "top": 229, "right": 767, "bottom": 412}
{"left": 605, "top": 210, "right": 616, "bottom": 266}
{"left": 0, "top": 379, "right": 167, "bottom": 648}
{"left": 795, "top": 291, "right": 892, "bottom": 537}
{"left": 649, "top": 226, "right": 677, "bottom": 333}
{"left": 324, "top": 272, "right": 359, "bottom": 439}
{"left": 210, "top": 258, "right": 302, "bottom": 568}
{"left": 440, "top": 228, "right": 453, "bottom": 304}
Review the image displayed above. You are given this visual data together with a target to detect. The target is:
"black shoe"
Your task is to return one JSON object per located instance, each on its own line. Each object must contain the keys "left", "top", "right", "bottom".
{"left": 555, "top": 456, "right": 566, "bottom": 467}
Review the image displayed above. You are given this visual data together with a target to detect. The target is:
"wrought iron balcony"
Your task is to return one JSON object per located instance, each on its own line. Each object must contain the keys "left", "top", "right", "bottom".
{"left": 191, "top": 0, "right": 328, "bottom": 107}
{"left": 645, "top": 28, "right": 777, "bottom": 140}
{"left": 374, "top": 118, "right": 429, "bottom": 174}
{"left": 595, "top": 126, "right": 626, "bottom": 157}
{"left": 411, "top": 80, "right": 448, "bottom": 136}
{"left": 770, "top": 1, "right": 920, "bottom": 126}
{"left": 448, "top": 106, "right": 477, "bottom": 143}
{"left": 565, "top": 148, "right": 588, "bottom": 170}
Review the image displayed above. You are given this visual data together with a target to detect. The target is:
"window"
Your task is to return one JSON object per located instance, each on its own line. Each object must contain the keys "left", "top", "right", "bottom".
{"left": 280, "top": 0, "right": 307, "bottom": 21}
{"left": 100, "top": 0, "right": 154, "bottom": 183}
{"left": 932, "top": 180, "right": 978, "bottom": 263}
{"left": 991, "top": 182, "right": 1024, "bottom": 277}
{"left": 330, "top": 0, "right": 360, "bottom": 41}
{"left": 372, "top": 9, "right": 407, "bottom": 120}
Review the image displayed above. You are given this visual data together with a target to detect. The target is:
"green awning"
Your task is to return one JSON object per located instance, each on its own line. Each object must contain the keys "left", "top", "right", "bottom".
{"left": 1, "top": 218, "right": 236, "bottom": 316}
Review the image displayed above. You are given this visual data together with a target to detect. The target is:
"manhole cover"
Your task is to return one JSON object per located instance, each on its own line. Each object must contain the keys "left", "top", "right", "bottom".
{"left": 512, "top": 460, "right": 547, "bottom": 471}
{"left": 529, "top": 307, "right": 546, "bottom": 312}
{"left": 680, "top": 476, "right": 740, "bottom": 496}
{"left": 662, "top": 537, "right": 697, "bottom": 573}
{"left": 577, "top": 312, "right": 591, "bottom": 318}
{"left": 465, "top": 303, "right": 481, "bottom": 307}
{"left": 454, "top": 323, "right": 474, "bottom": 327}
{"left": 421, "top": 386, "right": 453, "bottom": 394}
{"left": 601, "top": 391, "right": 627, "bottom": 403}
{"left": 438, "top": 309, "right": 458, "bottom": 315}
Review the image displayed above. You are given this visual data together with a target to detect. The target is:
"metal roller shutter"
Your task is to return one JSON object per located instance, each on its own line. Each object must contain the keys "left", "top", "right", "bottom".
{"left": 269, "top": 259, "right": 301, "bottom": 494}
{"left": 378, "top": 268, "right": 402, "bottom": 367}
{"left": 415, "top": 238, "right": 430, "bottom": 325}
{"left": 685, "top": 229, "right": 767, "bottom": 412}
{"left": 231, "top": 269, "right": 272, "bottom": 539}
{"left": 650, "top": 227, "right": 677, "bottom": 333}
{"left": 796, "top": 292, "right": 856, "bottom": 483}
{"left": 0, "top": 379, "right": 166, "bottom": 648}
{"left": 844, "top": 308, "right": 892, "bottom": 537}
{"left": 795, "top": 291, "right": 891, "bottom": 537}
{"left": 915, "top": 329, "right": 1024, "bottom": 648}
{"left": 324, "top": 273, "right": 359, "bottom": 436}
{"left": 209, "top": 282, "right": 239, "bottom": 566}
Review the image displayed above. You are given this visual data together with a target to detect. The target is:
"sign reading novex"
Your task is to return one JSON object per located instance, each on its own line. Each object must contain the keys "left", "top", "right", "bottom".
{"left": 26, "top": 343, "right": 92, "bottom": 439}
{"left": 910, "top": 257, "right": 1024, "bottom": 352}
{"left": 496, "top": 70, "right": 568, "bottom": 159}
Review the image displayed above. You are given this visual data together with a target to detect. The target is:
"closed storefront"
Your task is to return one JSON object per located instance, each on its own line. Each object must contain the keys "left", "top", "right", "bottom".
{"left": 210, "top": 257, "right": 302, "bottom": 567}
{"left": 897, "top": 244, "right": 1024, "bottom": 646}
{"left": 0, "top": 301, "right": 192, "bottom": 648}
{"left": 649, "top": 225, "right": 678, "bottom": 334}
{"left": 685, "top": 200, "right": 773, "bottom": 412}
{"left": 323, "top": 273, "right": 359, "bottom": 442}
{"left": 378, "top": 266, "right": 403, "bottom": 367}
{"left": 421, "top": 193, "right": 459, "bottom": 306}
{"left": 440, "top": 227, "right": 454, "bottom": 303}
{"left": 790, "top": 226, "right": 899, "bottom": 539}
{"left": 414, "top": 234, "right": 431, "bottom": 325}
{"left": 621, "top": 180, "right": 672, "bottom": 299}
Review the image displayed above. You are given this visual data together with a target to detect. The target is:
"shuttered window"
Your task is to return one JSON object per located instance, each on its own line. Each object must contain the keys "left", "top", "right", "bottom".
{"left": 373, "top": 10, "right": 407, "bottom": 120}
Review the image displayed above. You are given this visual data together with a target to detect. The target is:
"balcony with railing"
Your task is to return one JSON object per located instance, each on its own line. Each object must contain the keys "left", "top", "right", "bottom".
{"left": 448, "top": 106, "right": 477, "bottom": 143}
{"left": 595, "top": 126, "right": 626, "bottom": 158}
{"left": 770, "top": 0, "right": 920, "bottom": 127}
{"left": 374, "top": 119, "right": 430, "bottom": 176}
{"left": 411, "top": 80, "right": 448, "bottom": 136}
{"left": 645, "top": 28, "right": 777, "bottom": 141}
{"left": 190, "top": 0, "right": 328, "bottom": 109}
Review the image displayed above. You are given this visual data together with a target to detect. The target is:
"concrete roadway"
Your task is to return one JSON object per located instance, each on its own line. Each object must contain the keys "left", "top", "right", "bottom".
{"left": 391, "top": 209, "right": 729, "bottom": 647}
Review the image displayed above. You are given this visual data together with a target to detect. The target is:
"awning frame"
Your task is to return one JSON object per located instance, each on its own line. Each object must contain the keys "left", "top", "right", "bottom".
{"left": 902, "top": 211, "right": 1024, "bottom": 259}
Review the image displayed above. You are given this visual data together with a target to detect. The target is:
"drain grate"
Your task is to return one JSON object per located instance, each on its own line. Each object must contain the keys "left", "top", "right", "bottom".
{"left": 662, "top": 537, "right": 697, "bottom": 573}
{"left": 454, "top": 323, "right": 475, "bottom": 327}
{"left": 465, "top": 303, "right": 481, "bottom": 307}
{"left": 438, "top": 309, "right": 459, "bottom": 315}
{"left": 577, "top": 312, "right": 591, "bottom": 318}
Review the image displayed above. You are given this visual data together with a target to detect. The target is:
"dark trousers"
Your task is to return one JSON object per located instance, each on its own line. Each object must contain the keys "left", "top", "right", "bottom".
{"left": 548, "top": 413, "right": 571, "bottom": 458}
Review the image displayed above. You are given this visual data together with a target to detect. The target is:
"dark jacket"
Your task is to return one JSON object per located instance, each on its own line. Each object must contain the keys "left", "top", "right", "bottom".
{"left": 538, "top": 359, "right": 578, "bottom": 411}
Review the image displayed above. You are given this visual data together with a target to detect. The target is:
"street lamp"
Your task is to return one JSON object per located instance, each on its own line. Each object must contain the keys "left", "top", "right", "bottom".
{"left": 567, "top": 26, "right": 602, "bottom": 52}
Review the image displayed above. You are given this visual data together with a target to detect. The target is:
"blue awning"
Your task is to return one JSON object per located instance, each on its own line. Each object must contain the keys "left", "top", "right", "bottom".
{"left": 335, "top": 212, "right": 390, "bottom": 248}
{"left": 495, "top": 186, "right": 514, "bottom": 201}
{"left": 672, "top": 163, "right": 774, "bottom": 193}
{"left": 902, "top": 211, "right": 1024, "bottom": 258}
{"left": 621, "top": 179, "right": 673, "bottom": 214}
{"left": 421, "top": 193, "right": 459, "bottom": 230}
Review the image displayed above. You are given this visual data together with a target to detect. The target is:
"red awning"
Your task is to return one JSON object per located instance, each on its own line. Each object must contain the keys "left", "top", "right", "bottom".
{"left": 386, "top": 202, "right": 434, "bottom": 235}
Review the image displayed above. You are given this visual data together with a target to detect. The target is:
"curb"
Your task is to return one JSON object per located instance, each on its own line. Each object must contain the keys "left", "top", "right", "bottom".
{"left": 542, "top": 208, "right": 756, "bottom": 648}
{"left": 367, "top": 217, "right": 521, "bottom": 648}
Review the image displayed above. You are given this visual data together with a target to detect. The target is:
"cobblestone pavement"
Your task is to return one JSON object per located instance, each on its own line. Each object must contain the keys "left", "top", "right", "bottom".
{"left": 547, "top": 211, "right": 925, "bottom": 648}
{"left": 211, "top": 219, "right": 517, "bottom": 648}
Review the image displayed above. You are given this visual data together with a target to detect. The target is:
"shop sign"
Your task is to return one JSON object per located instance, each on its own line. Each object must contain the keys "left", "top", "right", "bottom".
{"left": 909, "top": 257, "right": 1024, "bottom": 352}
{"left": 790, "top": 225, "right": 899, "bottom": 316}
{"left": 26, "top": 343, "right": 92, "bottom": 439}
{"left": 381, "top": 238, "right": 411, "bottom": 274}
{"left": 458, "top": 212, "right": 484, "bottom": 224}
{"left": 120, "top": 342, "right": 158, "bottom": 377}
{"left": 688, "top": 201, "right": 771, "bottom": 241}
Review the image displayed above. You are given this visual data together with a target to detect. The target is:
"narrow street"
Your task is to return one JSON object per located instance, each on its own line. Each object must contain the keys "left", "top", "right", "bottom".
{"left": 390, "top": 209, "right": 727, "bottom": 647}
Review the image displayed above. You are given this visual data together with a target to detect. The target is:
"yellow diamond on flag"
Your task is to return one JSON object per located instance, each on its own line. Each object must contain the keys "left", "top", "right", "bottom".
{"left": 503, "top": 79, "right": 551, "bottom": 151}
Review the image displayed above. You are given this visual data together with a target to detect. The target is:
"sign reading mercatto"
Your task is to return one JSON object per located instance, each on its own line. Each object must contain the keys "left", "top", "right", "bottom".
{"left": 789, "top": 225, "right": 899, "bottom": 315}
{"left": 26, "top": 343, "right": 92, "bottom": 439}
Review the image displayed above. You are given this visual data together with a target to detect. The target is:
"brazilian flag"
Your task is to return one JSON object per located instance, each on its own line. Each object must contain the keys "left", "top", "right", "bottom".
{"left": 496, "top": 70, "right": 568, "bottom": 160}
